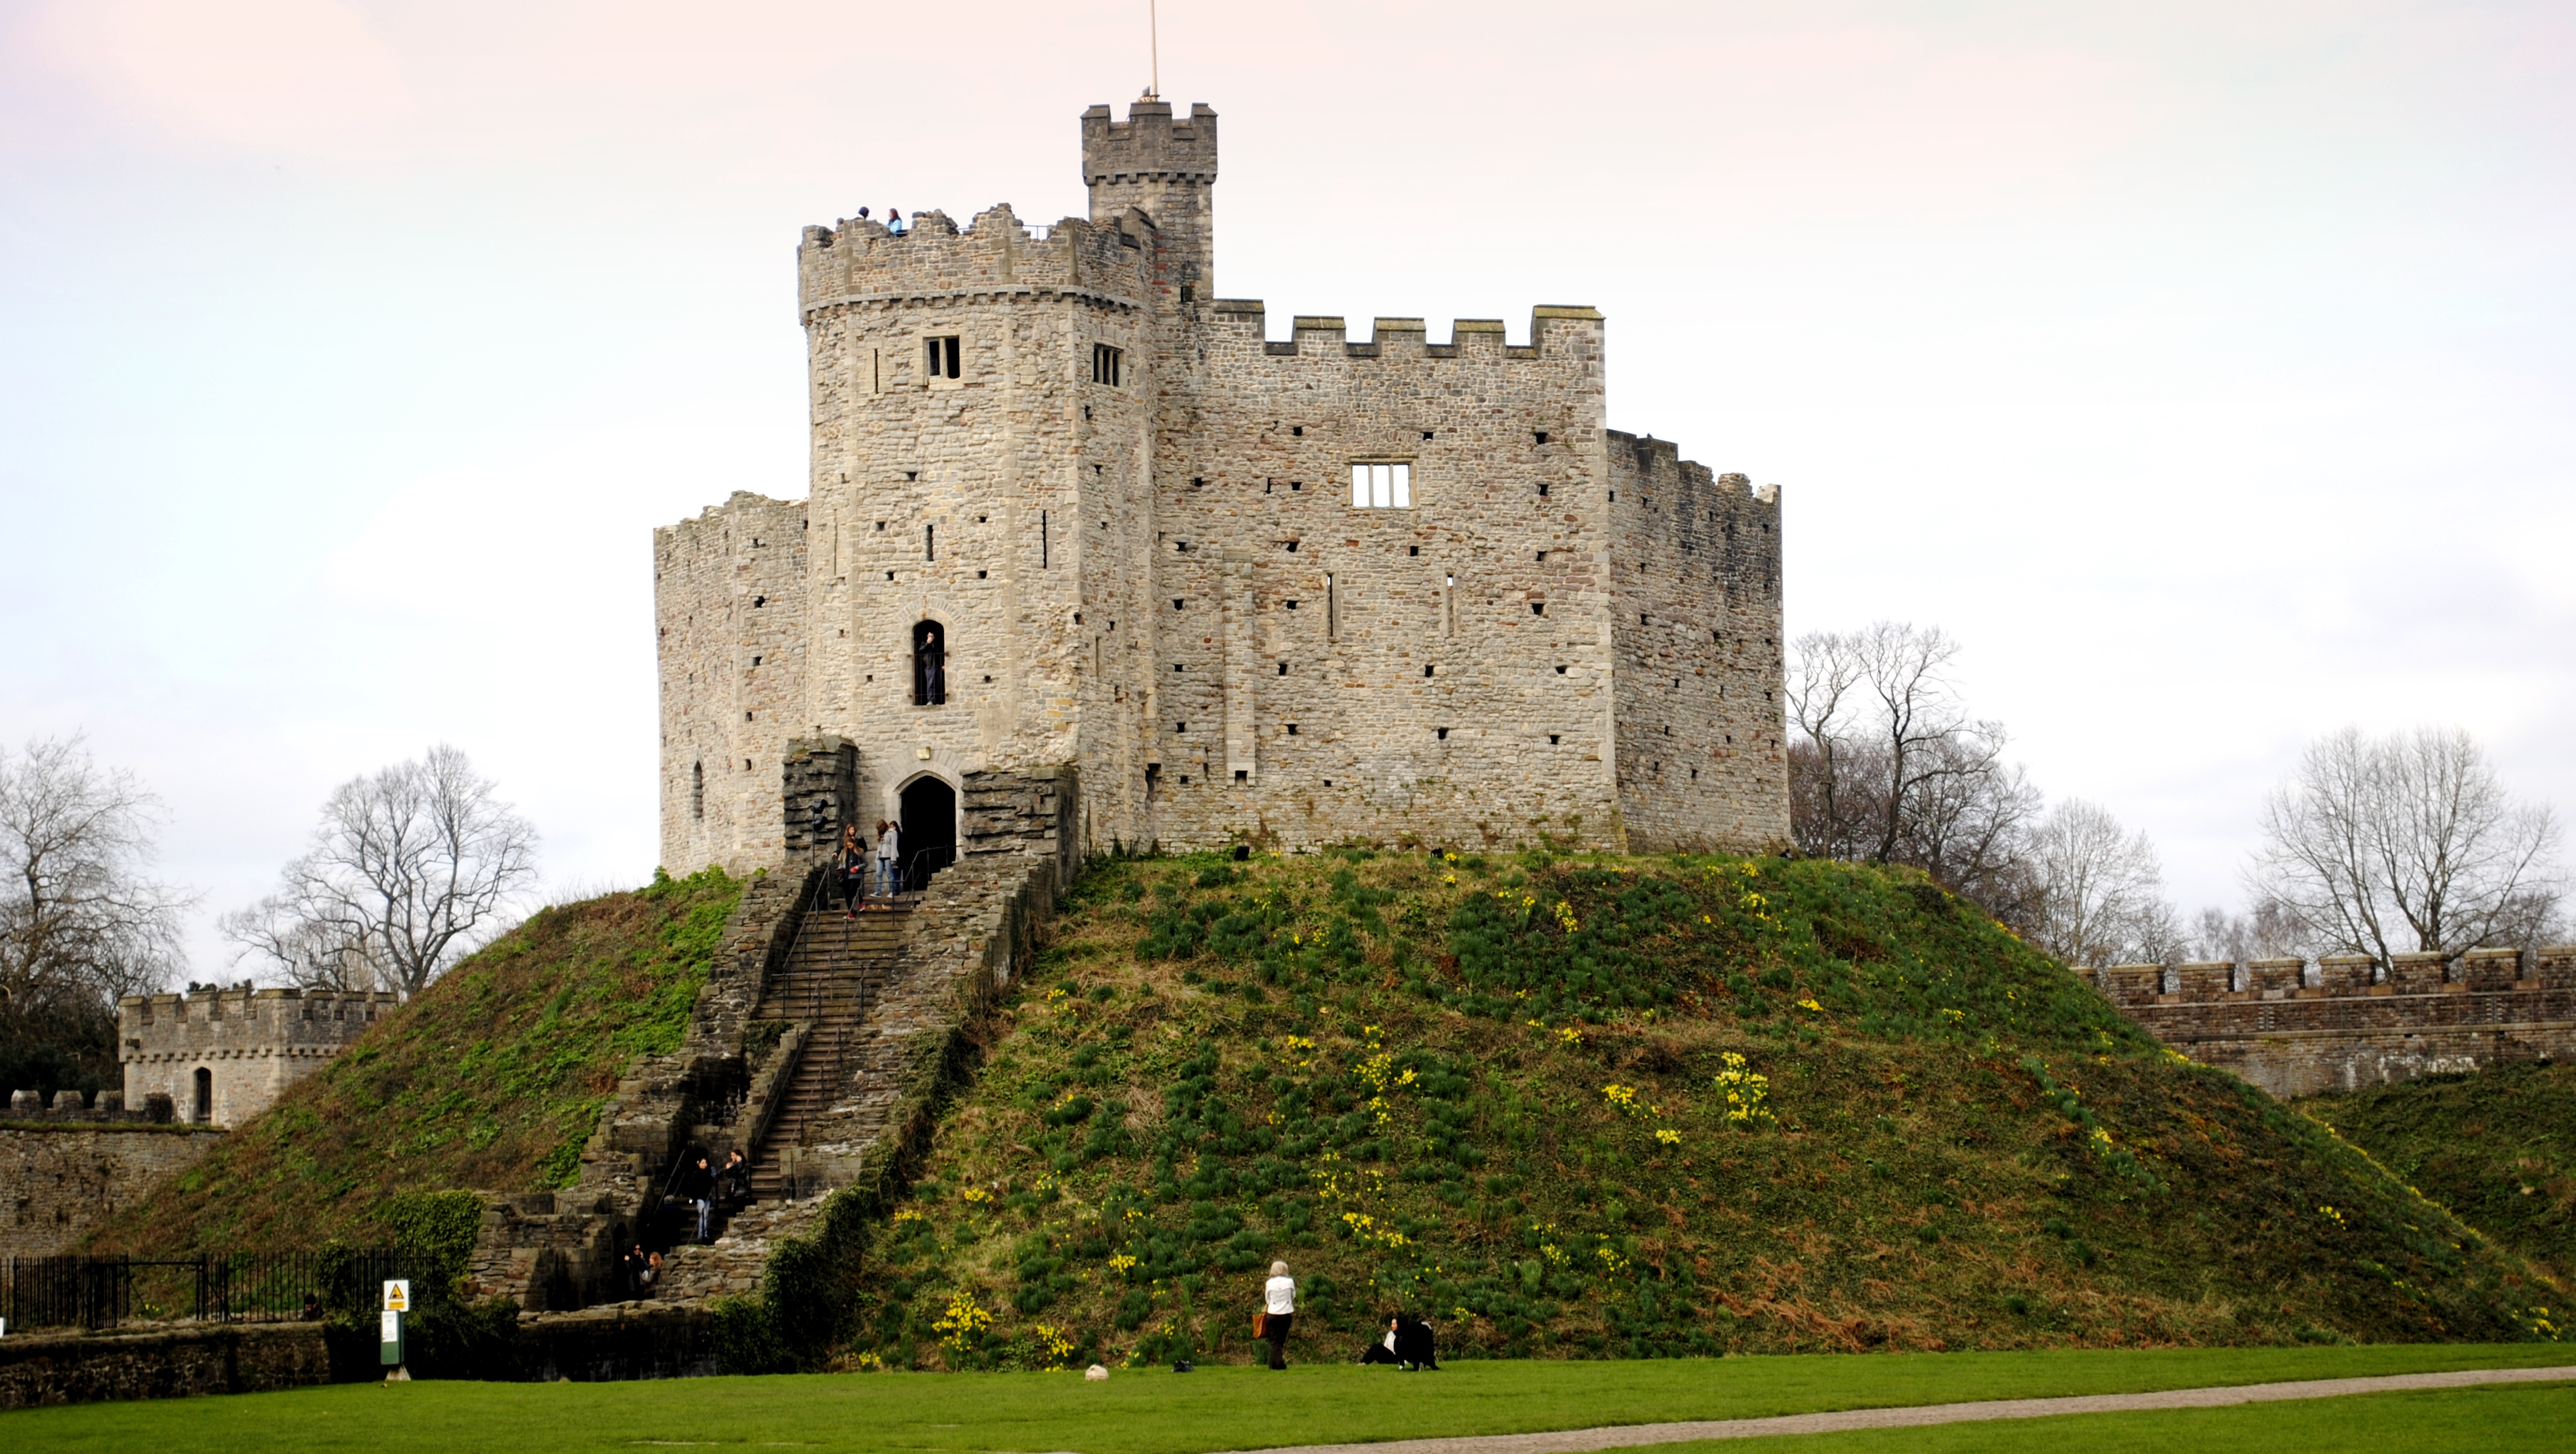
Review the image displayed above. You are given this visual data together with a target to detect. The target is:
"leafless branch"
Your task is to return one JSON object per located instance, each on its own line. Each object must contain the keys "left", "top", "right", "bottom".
{"left": 224, "top": 744, "right": 539, "bottom": 998}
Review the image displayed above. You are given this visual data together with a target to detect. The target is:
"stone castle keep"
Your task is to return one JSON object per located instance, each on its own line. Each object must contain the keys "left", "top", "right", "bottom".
{"left": 655, "top": 99, "right": 1789, "bottom": 876}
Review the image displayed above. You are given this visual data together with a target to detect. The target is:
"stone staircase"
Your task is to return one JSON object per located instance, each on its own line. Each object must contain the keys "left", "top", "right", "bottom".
{"left": 745, "top": 905, "right": 913, "bottom": 1202}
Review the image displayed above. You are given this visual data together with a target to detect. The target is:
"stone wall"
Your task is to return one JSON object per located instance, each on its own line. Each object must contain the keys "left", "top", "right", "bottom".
{"left": 652, "top": 98, "right": 1790, "bottom": 873}
{"left": 0, "top": 1121, "right": 228, "bottom": 1261}
{"left": 2106, "top": 946, "right": 2576, "bottom": 1097}
{"left": 1605, "top": 439, "right": 1788, "bottom": 852}
{"left": 119, "top": 985, "right": 396, "bottom": 1128}
{"left": 0, "top": 1321, "right": 333, "bottom": 1410}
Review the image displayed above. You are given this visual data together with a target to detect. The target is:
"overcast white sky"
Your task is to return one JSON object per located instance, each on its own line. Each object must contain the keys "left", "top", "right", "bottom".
{"left": 3, "top": 0, "right": 2570, "bottom": 979}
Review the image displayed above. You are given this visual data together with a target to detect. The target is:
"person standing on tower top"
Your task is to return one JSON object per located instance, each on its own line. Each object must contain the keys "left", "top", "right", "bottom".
{"left": 887, "top": 208, "right": 907, "bottom": 237}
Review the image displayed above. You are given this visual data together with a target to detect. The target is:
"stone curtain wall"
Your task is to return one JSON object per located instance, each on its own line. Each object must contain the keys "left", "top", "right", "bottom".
{"left": 656, "top": 490, "right": 809, "bottom": 877}
{"left": 2107, "top": 946, "right": 2576, "bottom": 1097}
{"left": 0, "top": 1123, "right": 228, "bottom": 1260}
{"left": 119, "top": 986, "right": 395, "bottom": 1128}
{"left": 1605, "top": 436, "right": 1789, "bottom": 853}
{"left": 1139, "top": 305, "right": 1633, "bottom": 852}
{"left": 651, "top": 99, "right": 1793, "bottom": 872}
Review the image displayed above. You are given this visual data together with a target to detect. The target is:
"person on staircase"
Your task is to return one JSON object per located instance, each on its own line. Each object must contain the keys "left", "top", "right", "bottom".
{"left": 677, "top": 1153, "right": 717, "bottom": 1243}
{"left": 718, "top": 1149, "right": 751, "bottom": 1211}
{"left": 875, "top": 819, "right": 900, "bottom": 900}
{"left": 836, "top": 823, "right": 869, "bottom": 917}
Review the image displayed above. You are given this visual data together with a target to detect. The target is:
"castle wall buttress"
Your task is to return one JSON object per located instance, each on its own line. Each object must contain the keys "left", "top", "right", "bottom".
{"left": 1605, "top": 436, "right": 1789, "bottom": 853}
{"left": 656, "top": 492, "right": 808, "bottom": 876}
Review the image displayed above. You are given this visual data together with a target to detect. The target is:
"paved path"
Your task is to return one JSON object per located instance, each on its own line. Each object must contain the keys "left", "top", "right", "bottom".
{"left": 1212, "top": 1365, "right": 2576, "bottom": 1454}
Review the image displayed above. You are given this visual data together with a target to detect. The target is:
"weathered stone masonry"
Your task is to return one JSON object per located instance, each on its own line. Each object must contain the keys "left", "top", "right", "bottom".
{"left": 655, "top": 98, "right": 1789, "bottom": 876}
{"left": 119, "top": 985, "right": 397, "bottom": 1129}
{"left": 2104, "top": 946, "right": 2576, "bottom": 1098}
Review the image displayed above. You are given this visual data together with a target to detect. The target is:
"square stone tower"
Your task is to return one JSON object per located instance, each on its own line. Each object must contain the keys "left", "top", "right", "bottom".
{"left": 654, "top": 101, "right": 1786, "bottom": 876}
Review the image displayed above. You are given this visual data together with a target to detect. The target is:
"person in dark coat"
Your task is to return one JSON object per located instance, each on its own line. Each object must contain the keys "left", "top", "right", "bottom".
{"left": 835, "top": 824, "right": 869, "bottom": 915}
{"left": 675, "top": 1153, "right": 717, "bottom": 1243}
{"left": 1360, "top": 1313, "right": 1404, "bottom": 1364}
{"left": 1394, "top": 1313, "right": 1440, "bottom": 1369}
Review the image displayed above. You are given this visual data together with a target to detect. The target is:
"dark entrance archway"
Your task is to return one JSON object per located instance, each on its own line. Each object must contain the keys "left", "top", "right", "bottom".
{"left": 899, "top": 776, "right": 957, "bottom": 892}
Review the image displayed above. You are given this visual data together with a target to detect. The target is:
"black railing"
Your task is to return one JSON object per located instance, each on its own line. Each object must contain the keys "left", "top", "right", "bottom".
{"left": 4, "top": 1249, "right": 416, "bottom": 1331}
{"left": 902, "top": 844, "right": 956, "bottom": 893}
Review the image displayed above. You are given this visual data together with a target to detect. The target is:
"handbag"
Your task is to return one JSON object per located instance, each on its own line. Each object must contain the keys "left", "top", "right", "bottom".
{"left": 1254, "top": 1311, "right": 1269, "bottom": 1338}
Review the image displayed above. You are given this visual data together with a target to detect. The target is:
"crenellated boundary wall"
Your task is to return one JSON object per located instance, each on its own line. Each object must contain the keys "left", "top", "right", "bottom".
{"left": 2102, "top": 946, "right": 2576, "bottom": 1098}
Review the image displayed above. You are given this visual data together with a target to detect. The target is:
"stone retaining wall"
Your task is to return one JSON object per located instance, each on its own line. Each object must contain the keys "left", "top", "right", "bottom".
{"left": 0, "top": 1321, "right": 335, "bottom": 1410}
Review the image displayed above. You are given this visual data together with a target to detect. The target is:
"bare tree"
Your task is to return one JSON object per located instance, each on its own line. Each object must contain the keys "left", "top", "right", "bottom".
{"left": 1785, "top": 630, "right": 1869, "bottom": 859}
{"left": 2246, "top": 726, "right": 2563, "bottom": 965}
{"left": 1787, "top": 622, "right": 2037, "bottom": 909}
{"left": 2190, "top": 899, "right": 2307, "bottom": 964}
{"left": 0, "top": 736, "right": 195, "bottom": 1092}
{"left": 2024, "top": 798, "right": 2173, "bottom": 968}
{"left": 223, "top": 745, "right": 538, "bottom": 998}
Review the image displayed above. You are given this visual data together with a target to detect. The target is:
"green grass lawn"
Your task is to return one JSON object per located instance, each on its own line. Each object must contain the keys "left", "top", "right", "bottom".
{"left": 1666, "top": 1381, "right": 2576, "bottom": 1453}
{"left": 8, "top": 1346, "right": 2571, "bottom": 1453}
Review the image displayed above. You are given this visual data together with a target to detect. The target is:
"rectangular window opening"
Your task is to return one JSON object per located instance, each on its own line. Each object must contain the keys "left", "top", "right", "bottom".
{"left": 1091, "top": 343, "right": 1124, "bottom": 386}
{"left": 925, "top": 335, "right": 961, "bottom": 380}
{"left": 1350, "top": 462, "right": 1412, "bottom": 508}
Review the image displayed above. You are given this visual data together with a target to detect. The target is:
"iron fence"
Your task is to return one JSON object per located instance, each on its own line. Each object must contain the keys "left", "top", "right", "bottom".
{"left": 3, "top": 1248, "right": 417, "bottom": 1332}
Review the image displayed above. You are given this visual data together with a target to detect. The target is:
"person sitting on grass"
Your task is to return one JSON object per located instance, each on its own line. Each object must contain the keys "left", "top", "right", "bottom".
{"left": 1359, "top": 1313, "right": 1440, "bottom": 1369}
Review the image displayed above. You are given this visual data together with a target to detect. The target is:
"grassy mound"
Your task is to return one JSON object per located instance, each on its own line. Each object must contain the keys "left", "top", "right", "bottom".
{"left": 2302, "top": 1064, "right": 2576, "bottom": 1289}
{"left": 87, "top": 867, "right": 743, "bottom": 1253}
{"left": 831, "top": 850, "right": 2559, "bottom": 1369}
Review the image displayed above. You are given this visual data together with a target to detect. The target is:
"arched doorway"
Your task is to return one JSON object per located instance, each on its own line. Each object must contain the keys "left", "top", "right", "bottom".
{"left": 192, "top": 1067, "right": 213, "bottom": 1123}
{"left": 899, "top": 776, "right": 957, "bottom": 892}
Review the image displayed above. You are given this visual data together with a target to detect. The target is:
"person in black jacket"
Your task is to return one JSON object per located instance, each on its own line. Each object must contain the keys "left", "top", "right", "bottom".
{"left": 835, "top": 824, "right": 869, "bottom": 915}
{"left": 1394, "top": 1313, "right": 1440, "bottom": 1369}
{"left": 675, "top": 1154, "right": 717, "bottom": 1243}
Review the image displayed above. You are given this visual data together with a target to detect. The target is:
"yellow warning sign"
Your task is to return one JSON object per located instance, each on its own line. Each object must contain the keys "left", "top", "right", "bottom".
{"left": 383, "top": 1279, "right": 411, "bottom": 1313}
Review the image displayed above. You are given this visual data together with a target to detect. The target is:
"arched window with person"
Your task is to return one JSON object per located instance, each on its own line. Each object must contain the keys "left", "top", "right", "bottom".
{"left": 913, "top": 620, "right": 947, "bottom": 705}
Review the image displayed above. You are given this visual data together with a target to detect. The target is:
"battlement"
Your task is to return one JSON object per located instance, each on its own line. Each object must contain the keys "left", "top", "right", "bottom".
{"left": 2107, "top": 946, "right": 2576, "bottom": 1096}
{"left": 797, "top": 205, "right": 1154, "bottom": 321}
{"left": 1206, "top": 304, "right": 1600, "bottom": 360}
{"left": 2102, "top": 946, "right": 2576, "bottom": 1007}
{"left": 118, "top": 986, "right": 397, "bottom": 1126}
{"left": 1080, "top": 99, "right": 1218, "bottom": 181}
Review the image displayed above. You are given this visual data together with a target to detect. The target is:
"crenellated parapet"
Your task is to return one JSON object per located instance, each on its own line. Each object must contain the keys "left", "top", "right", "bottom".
{"left": 796, "top": 205, "right": 1154, "bottom": 322}
{"left": 119, "top": 986, "right": 397, "bottom": 1128}
{"left": 2104, "top": 946, "right": 2576, "bottom": 1097}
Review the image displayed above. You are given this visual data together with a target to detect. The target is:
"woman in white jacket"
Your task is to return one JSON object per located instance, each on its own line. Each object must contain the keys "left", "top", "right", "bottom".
{"left": 1260, "top": 1261, "right": 1296, "bottom": 1369}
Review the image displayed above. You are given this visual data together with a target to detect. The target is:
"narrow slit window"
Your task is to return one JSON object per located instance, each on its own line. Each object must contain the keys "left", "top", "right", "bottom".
{"left": 1349, "top": 462, "right": 1412, "bottom": 508}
